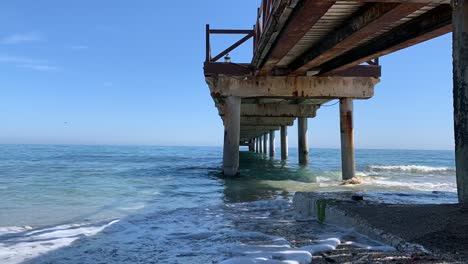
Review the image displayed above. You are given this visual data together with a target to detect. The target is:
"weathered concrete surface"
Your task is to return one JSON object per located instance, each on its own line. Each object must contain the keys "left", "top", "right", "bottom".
{"left": 260, "top": 136, "right": 264, "bottom": 153}
{"left": 453, "top": 0, "right": 468, "bottom": 205}
{"left": 207, "top": 76, "right": 379, "bottom": 99}
{"left": 340, "top": 98, "right": 355, "bottom": 180}
{"left": 269, "top": 130, "right": 275, "bottom": 157}
{"left": 298, "top": 117, "right": 309, "bottom": 165}
{"left": 218, "top": 103, "right": 318, "bottom": 118}
{"left": 293, "top": 192, "right": 468, "bottom": 260}
{"left": 240, "top": 117, "right": 295, "bottom": 126}
{"left": 222, "top": 96, "right": 240, "bottom": 176}
{"left": 281, "top": 125, "right": 288, "bottom": 160}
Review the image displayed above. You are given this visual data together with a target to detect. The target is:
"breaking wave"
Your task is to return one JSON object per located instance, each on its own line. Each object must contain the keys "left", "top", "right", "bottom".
{"left": 367, "top": 165, "right": 454, "bottom": 174}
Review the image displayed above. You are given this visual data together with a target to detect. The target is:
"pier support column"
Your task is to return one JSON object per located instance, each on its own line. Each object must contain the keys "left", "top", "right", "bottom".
{"left": 298, "top": 118, "right": 309, "bottom": 165}
{"left": 340, "top": 98, "right": 356, "bottom": 180}
{"left": 249, "top": 140, "right": 254, "bottom": 152}
{"left": 269, "top": 131, "right": 275, "bottom": 157}
{"left": 281, "top": 125, "right": 288, "bottom": 160}
{"left": 259, "top": 135, "right": 263, "bottom": 153}
{"left": 258, "top": 136, "right": 261, "bottom": 153}
{"left": 453, "top": 0, "right": 468, "bottom": 206}
{"left": 222, "top": 96, "right": 241, "bottom": 176}
{"left": 254, "top": 138, "right": 258, "bottom": 152}
{"left": 263, "top": 133, "right": 268, "bottom": 154}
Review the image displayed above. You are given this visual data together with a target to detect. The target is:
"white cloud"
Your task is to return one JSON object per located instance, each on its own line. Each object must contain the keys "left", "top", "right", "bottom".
{"left": 17, "top": 64, "right": 59, "bottom": 72}
{"left": 1, "top": 32, "right": 43, "bottom": 45}
{"left": 0, "top": 54, "right": 59, "bottom": 72}
{"left": 0, "top": 55, "right": 43, "bottom": 64}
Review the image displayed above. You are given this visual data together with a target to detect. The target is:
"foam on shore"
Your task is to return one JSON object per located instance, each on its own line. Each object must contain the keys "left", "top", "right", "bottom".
{"left": 0, "top": 220, "right": 118, "bottom": 264}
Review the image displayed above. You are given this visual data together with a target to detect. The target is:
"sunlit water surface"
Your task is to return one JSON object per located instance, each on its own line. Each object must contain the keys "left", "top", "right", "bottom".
{"left": 0, "top": 145, "right": 456, "bottom": 263}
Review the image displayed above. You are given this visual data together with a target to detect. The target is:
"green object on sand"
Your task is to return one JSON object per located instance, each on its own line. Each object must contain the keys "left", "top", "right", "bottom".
{"left": 316, "top": 199, "right": 327, "bottom": 224}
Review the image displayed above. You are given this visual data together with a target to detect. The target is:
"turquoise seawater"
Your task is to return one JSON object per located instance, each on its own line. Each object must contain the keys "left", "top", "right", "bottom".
{"left": 0, "top": 145, "right": 457, "bottom": 263}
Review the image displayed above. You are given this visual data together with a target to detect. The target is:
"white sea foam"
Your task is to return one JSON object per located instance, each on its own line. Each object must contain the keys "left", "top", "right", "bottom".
{"left": 361, "top": 177, "right": 456, "bottom": 192}
{"left": 221, "top": 235, "right": 394, "bottom": 263}
{"left": 0, "top": 220, "right": 118, "bottom": 264}
{"left": 0, "top": 199, "right": 397, "bottom": 264}
{"left": 345, "top": 241, "right": 396, "bottom": 252}
{"left": 221, "top": 229, "right": 394, "bottom": 264}
{"left": 367, "top": 165, "right": 454, "bottom": 174}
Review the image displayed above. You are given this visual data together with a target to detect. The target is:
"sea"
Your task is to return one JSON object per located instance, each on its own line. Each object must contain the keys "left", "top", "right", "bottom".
{"left": 0, "top": 145, "right": 457, "bottom": 263}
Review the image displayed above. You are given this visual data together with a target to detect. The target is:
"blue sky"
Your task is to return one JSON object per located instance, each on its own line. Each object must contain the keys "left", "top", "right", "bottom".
{"left": 0, "top": 1, "right": 453, "bottom": 150}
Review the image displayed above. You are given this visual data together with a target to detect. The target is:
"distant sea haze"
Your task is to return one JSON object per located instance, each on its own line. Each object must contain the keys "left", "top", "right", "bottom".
{"left": 0, "top": 145, "right": 456, "bottom": 263}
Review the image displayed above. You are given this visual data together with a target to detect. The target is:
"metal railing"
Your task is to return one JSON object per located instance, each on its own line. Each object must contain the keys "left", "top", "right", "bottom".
{"left": 254, "top": 0, "right": 277, "bottom": 52}
{"left": 205, "top": 0, "right": 278, "bottom": 64}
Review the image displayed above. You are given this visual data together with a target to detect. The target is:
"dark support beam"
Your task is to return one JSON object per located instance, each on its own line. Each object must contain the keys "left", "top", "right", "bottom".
{"left": 321, "top": 65, "right": 381, "bottom": 78}
{"left": 206, "top": 24, "right": 211, "bottom": 62}
{"left": 320, "top": 4, "right": 452, "bottom": 75}
{"left": 252, "top": 0, "right": 294, "bottom": 67}
{"left": 281, "top": 125, "right": 288, "bottom": 160}
{"left": 269, "top": 130, "right": 275, "bottom": 157}
{"left": 210, "top": 29, "right": 254, "bottom": 34}
{"left": 453, "top": 0, "right": 468, "bottom": 206}
{"left": 204, "top": 62, "right": 253, "bottom": 76}
{"left": 298, "top": 117, "right": 309, "bottom": 165}
{"left": 289, "top": 3, "right": 425, "bottom": 75}
{"left": 258, "top": 0, "right": 335, "bottom": 75}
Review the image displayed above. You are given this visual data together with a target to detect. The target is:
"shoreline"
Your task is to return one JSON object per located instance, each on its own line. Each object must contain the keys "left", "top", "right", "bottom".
{"left": 294, "top": 192, "right": 468, "bottom": 263}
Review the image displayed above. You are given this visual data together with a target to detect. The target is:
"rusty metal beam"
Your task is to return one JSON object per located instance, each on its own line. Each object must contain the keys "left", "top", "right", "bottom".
{"left": 319, "top": 4, "right": 452, "bottom": 75}
{"left": 289, "top": 3, "right": 426, "bottom": 75}
{"left": 209, "top": 29, "right": 254, "bottom": 34}
{"left": 252, "top": 0, "right": 295, "bottom": 68}
{"left": 320, "top": 65, "right": 381, "bottom": 77}
{"left": 206, "top": 24, "right": 211, "bottom": 62}
{"left": 258, "top": 0, "right": 335, "bottom": 75}
{"left": 329, "top": 0, "right": 448, "bottom": 3}
{"left": 203, "top": 62, "right": 253, "bottom": 76}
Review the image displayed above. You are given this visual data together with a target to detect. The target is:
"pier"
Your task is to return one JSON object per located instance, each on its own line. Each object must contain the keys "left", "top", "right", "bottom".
{"left": 203, "top": 0, "right": 468, "bottom": 204}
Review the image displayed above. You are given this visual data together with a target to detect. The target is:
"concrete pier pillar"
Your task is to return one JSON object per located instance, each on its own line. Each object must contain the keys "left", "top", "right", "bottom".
{"left": 259, "top": 135, "right": 264, "bottom": 153}
{"left": 298, "top": 118, "right": 309, "bottom": 165}
{"left": 269, "top": 130, "right": 275, "bottom": 157}
{"left": 280, "top": 125, "right": 288, "bottom": 160}
{"left": 340, "top": 98, "right": 356, "bottom": 180}
{"left": 257, "top": 137, "right": 261, "bottom": 153}
{"left": 453, "top": 0, "right": 468, "bottom": 205}
{"left": 254, "top": 138, "right": 258, "bottom": 152}
{"left": 249, "top": 140, "right": 254, "bottom": 152}
{"left": 263, "top": 133, "right": 268, "bottom": 154}
{"left": 222, "top": 96, "right": 241, "bottom": 176}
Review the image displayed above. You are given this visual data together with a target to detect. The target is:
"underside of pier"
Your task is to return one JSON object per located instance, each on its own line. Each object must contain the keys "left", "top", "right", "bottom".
{"left": 203, "top": 0, "right": 468, "bottom": 205}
